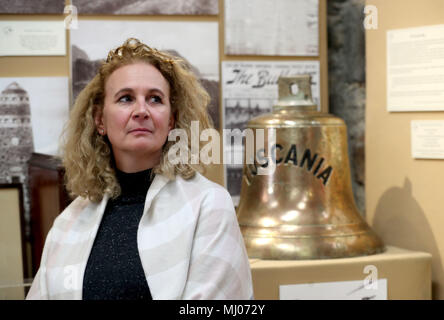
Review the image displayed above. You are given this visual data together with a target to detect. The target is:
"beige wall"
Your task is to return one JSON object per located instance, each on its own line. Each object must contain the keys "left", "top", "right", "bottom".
{"left": 0, "top": 0, "right": 328, "bottom": 187}
{"left": 366, "top": 0, "right": 444, "bottom": 299}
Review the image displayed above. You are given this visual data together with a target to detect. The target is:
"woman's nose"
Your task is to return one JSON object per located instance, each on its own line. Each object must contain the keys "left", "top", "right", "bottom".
{"left": 133, "top": 98, "right": 149, "bottom": 119}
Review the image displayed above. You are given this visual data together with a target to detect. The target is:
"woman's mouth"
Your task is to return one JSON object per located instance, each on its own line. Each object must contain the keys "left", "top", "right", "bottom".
{"left": 129, "top": 128, "right": 152, "bottom": 133}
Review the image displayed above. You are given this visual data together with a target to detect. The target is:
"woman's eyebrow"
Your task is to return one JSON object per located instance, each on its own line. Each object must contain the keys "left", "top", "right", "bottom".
{"left": 113, "top": 87, "right": 166, "bottom": 98}
{"left": 149, "top": 88, "right": 166, "bottom": 97}
{"left": 114, "top": 87, "right": 133, "bottom": 98}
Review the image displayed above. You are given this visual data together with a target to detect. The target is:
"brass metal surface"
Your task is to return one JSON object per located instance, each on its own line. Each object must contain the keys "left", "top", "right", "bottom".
{"left": 236, "top": 75, "right": 385, "bottom": 260}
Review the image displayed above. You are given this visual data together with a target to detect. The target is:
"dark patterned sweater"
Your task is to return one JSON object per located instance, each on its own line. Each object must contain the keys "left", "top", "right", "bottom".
{"left": 82, "top": 168, "right": 153, "bottom": 300}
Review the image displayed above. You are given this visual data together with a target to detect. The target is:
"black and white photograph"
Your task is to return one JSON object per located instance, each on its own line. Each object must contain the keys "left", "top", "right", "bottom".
{"left": 222, "top": 60, "right": 320, "bottom": 204}
{"left": 0, "top": 77, "right": 69, "bottom": 160}
{"left": 72, "top": 0, "right": 219, "bottom": 15}
{"left": 0, "top": 77, "right": 69, "bottom": 242}
{"left": 225, "top": 0, "right": 319, "bottom": 56}
{"left": 0, "top": 81, "right": 33, "bottom": 185}
{"left": 0, "top": 0, "right": 65, "bottom": 14}
{"left": 70, "top": 20, "right": 220, "bottom": 129}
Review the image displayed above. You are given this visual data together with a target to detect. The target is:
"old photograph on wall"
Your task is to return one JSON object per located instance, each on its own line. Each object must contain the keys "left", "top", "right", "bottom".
{"left": 0, "top": 77, "right": 69, "bottom": 237}
{"left": 0, "top": 77, "right": 69, "bottom": 163}
{"left": 70, "top": 20, "right": 220, "bottom": 129}
{"left": 73, "top": 0, "right": 218, "bottom": 15}
{"left": 0, "top": 0, "right": 64, "bottom": 14}
{"left": 222, "top": 60, "right": 320, "bottom": 205}
{"left": 225, "top": 0, "right": 319, "bottom": 56}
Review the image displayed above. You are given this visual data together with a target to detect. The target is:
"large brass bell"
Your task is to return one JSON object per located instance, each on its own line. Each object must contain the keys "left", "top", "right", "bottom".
{"left": 236, "top": 75, "right": 385, "bottom": 260}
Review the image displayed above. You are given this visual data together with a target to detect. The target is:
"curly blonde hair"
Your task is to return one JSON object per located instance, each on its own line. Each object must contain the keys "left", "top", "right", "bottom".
{"left": 62, "top": 38, "right": 213, "bottom": 202}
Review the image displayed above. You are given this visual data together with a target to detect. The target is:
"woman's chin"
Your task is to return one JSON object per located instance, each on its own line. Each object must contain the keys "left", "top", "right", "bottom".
{"left": 129, "top": 144, "right": 162, "bottom": 156}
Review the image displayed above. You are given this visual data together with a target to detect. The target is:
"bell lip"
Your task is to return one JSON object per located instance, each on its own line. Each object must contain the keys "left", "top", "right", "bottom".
{"left": 240, "top": 221, "right": 376, "bottom": 237}
{"left": 247, "top": 246, "right": 387, "bottom": 260}
{"left": 241, "top": 231, "right": 386, "bottom": 260}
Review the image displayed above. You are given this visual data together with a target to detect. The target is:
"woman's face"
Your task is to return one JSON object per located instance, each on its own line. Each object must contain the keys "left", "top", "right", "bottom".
{"left": 96, "top": 62, "right": 174, "bottom": 171}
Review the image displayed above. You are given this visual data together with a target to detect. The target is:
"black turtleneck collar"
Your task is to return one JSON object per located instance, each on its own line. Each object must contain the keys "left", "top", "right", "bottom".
{"left": 113, "top": 168, "right": 154, "bottom": 203}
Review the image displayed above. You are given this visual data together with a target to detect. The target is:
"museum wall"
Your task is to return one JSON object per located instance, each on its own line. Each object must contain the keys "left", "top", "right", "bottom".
{"left": 1, "top": 0, "right": 441, "bottom": 300}
{"left": 366, "top": 0, "right": 444, "bottom": 299}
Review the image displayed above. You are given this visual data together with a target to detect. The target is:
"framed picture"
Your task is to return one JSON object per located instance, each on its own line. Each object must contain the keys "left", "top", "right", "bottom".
{"left": 0, "top": 0, "right": 65, "bottom": 14}
{"left": 0, "top": 183, "right": 28, "bottom": 299}
{"left": 72, "top": 0, "right": 219, "bottom": 15}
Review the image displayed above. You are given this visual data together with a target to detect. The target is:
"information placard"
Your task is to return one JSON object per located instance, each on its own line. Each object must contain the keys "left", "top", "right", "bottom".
{"left": 0, "top": 21, "right": 66, "bottom": 56}
{"left": 280, "top": 279, "right": 388, "bottom": 300}
{"left": 411, "top": 120, "right": 444, "bottom": 159}
{"left": 387, "top": 24, "right": 444, "bottom": 112}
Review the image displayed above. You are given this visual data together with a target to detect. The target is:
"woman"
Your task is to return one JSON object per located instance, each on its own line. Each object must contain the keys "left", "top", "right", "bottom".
{"left": 27, "top": 38, "right": 253, "bottom": 300}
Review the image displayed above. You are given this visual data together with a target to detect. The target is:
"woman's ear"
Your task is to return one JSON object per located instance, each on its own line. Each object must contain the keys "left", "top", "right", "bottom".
{"left": 94, "top": 106, "right": 105, "bottom": 134}
{"left": 168, "top": 112, "right": 175, "bottom": 131}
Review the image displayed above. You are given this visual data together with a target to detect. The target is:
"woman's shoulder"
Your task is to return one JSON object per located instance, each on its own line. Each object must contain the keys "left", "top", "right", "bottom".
{"left": 51, "top": 196, "right": 98, "bottom": 228}
{"left": 59, "top": 196, "right": 91, "bottom": 216}
{"left": 174, "top": 172, "right": 232, "bottom": 199}
{"left": 169, "top": 172, "right": 235, "bottom": 216}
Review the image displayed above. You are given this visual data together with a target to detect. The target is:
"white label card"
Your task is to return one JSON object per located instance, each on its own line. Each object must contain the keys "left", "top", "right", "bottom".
{"left": 279, "top": 279, "right": 387, "bottom": 300}
{"left": 411, "top": 120, "right": 444, "bottom": 159}
{"left": 0, "top": 21, "right": 66, "bottom": 56}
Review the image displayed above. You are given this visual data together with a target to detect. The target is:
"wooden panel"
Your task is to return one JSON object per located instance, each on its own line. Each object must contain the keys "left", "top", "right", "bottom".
{"left": 28, "top": 153, "right": 70, "bottom": 275}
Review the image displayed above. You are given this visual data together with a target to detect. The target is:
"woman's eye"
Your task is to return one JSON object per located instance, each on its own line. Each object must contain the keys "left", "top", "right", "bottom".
{"left": 118, "top": 95, "right": 132, "bottom": 103}
{"left": 149, "top": 95, "right": 162, "bottom": 104}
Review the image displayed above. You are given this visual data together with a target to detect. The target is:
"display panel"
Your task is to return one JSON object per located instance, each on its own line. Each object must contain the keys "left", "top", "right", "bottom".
{"left": 0, "top": 0, "right": 64, "bottom": 14}
{"left": 222, "top": 60, "right": 320, "bottom": 204}
{"left": 70, "top": 20, "right": 220, "bottom": 129}
{"left": 0, "top": 77, "right": 69, "bottom": 158}
{"left": 73, "top": 0, "right": 218, "bottom": 15}
{"left": 225, "top": 0, "right": 319, "bottom": 56}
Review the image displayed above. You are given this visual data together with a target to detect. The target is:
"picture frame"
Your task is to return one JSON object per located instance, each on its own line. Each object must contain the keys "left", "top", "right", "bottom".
{"left": 0, "top": 183, "right": 29, "bottom": 299}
